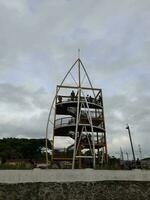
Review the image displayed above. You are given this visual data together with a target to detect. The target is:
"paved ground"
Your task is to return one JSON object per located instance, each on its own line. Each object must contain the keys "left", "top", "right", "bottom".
{"left": 0, "top": 169, "right": 150, "bottom": 183}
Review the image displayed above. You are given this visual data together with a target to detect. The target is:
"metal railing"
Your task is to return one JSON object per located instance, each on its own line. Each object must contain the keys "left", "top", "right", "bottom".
{"left": 80, "top": 110, "right": 103, "bottom": 118}
{"left": 67, "top": 107, "right": 103, "bottom": 118}
{"left": 55, "top": 117, "right": 75, "bottom": 128}
{"left": 55, "top": 117, "right": 104, "bottom": 129}
{"left": 57, "top": 95, "right": 102, "bottom": 106}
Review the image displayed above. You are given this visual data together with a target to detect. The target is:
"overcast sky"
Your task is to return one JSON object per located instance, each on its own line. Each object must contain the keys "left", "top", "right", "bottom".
{"left": 0, "top": 0, "right": 150, "bottom": 158}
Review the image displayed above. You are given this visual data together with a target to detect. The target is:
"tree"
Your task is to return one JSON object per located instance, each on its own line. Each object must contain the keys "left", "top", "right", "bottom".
{"left": 0, "top": 138, "right": 52, "bottom": 163}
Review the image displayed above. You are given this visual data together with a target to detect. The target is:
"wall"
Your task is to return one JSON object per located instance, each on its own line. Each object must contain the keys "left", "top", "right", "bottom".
{"left": 0, "top": 181, "right": 150, "bottom": 200}
{"left": 0, "top": 169, "right": 150, "bottom": 200}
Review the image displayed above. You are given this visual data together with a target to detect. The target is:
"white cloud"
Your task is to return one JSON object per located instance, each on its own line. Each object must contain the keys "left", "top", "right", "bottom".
{"left": 0, "top": 0, "right": 150, "bottom": 157}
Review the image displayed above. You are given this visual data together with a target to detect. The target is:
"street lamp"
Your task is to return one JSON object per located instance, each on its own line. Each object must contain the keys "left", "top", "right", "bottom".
{"left": 126, "top": 124, "right": 136, "bottom": 163}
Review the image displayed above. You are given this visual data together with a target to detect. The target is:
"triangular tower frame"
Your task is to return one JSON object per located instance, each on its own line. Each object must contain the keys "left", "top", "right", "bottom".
{"left": 46, "top": 56, "right": 108, "bottom": 169}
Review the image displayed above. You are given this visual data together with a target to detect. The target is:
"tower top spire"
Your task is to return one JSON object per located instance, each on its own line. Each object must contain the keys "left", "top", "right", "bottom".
{"left": 78, "top": 48, "right": 80, "bottom": 59}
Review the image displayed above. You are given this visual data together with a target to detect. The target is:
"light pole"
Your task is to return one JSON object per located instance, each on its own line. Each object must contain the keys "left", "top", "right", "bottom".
{"left": 138, "top": 144, "right": 142, "bottom": 160}
{"left": 126, "top": 124, "right": 136, "bottom": 163}
{"left": 126, "top": 152, "right": 129, "bottom": 160}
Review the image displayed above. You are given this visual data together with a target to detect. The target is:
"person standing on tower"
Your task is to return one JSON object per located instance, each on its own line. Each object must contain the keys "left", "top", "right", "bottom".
{"left": 71, "top": 90, "right": 75, "bottom": 101}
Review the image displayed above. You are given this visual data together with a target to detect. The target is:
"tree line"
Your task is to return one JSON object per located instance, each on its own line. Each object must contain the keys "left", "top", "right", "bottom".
{"left": 0, "top": 138, "right": 51, "bottom": 163}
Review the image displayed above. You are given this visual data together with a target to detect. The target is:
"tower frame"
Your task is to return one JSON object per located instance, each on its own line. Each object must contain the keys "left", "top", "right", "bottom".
{"left": 46, "top": 58, "right": 108, "bottom": 168}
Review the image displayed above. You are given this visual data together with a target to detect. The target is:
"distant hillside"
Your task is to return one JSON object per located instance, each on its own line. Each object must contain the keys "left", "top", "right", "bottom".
{"left": 142, "top": 157, "right": 150, "bottom": 160}
{"left": 0, "top": 138, "right": 51, "bottom": 163}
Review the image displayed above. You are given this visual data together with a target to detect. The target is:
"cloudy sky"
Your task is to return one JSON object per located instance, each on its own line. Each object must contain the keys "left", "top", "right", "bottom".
{"left": 0, "top": 0, "right": 150, "bottom": 158}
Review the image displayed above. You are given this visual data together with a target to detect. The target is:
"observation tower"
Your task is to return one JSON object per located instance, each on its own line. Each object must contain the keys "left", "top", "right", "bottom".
{"left": 46, "top": 55, "right": 108, "bottom": 169}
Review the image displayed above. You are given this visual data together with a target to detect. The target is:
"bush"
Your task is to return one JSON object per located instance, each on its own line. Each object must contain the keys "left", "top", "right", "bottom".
{"left": 0, "top": 162, "right": 33, "bottom": 169}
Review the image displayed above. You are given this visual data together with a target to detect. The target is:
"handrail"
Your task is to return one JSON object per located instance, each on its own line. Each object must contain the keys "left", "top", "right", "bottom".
{"left": 55, "top": 117, "right": 75, "bottom": 128}
{"left": 56, "top": 95, "right": 102, "bottom": 106}
{"left": 55, "top": 117, "right": 104, "bottom": 129}
{"left": 67, "top": 107, "right": 103, "bottom": 118}
{"left": 80, "top": 110, "right": 103, "bottom": 118}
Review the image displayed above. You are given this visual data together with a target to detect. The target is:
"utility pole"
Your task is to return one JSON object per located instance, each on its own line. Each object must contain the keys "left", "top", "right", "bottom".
{"left": 126, "top": 152, "right": 129, "bottom": 160}
{"left": 138, "top": 144, "right": 142, "bottom": 160}
{"left": 120, "top": 147, "right": 124, "bottom": 161}
{"left": 126, "top": 124, "right": 136, "bottom": 163}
